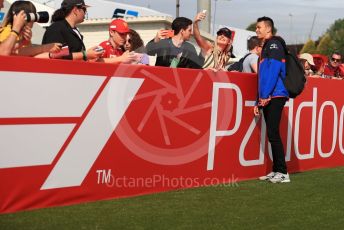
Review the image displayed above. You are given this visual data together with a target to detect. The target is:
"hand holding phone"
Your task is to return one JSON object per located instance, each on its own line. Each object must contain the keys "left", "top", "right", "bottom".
{"left": 128, "top": 52, "right": 143, "bottom": 64}
{"left": 49, "top": 45, "right": 69, "bottom": 59}
{"left": 164, "top": 30, "right": 174, "bottom": 38}
{"left": 94, "top": 46, "right": 104, "bottom": 52}
{"left": 196, "top": 10, "right": 206, "bottom": 22}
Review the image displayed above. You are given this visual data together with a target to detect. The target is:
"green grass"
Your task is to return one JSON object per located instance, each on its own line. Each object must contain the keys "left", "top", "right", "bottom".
{"left": 1, "top": 167, "right": 344, "bottom": 229}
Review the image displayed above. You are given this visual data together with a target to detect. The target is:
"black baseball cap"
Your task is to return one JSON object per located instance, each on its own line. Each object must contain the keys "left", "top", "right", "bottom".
{"left": 61, "top": 0, "right": 89, "bottom": 8}
{"left": 217, "top": 27, "right": 232, "bottom": 39}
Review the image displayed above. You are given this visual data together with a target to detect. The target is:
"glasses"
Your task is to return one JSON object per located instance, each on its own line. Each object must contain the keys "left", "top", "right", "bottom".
{"left": 331, "top": 57, "right": 341, "bottom": 63}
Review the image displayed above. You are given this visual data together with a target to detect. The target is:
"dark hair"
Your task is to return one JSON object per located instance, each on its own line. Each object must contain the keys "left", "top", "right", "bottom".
{"left": 52, "top": 5, "right": 74, "bottom": 22}
{"left": 331, "top": 51, "right": 342, "bottom": 59}
{"left": 217, "top": 27, "right": 232, "bottom": 39}
{"left": 299, "top": 59, "right": 307, "bottom": 68}
{"left": 128, "top": 29, "right": 145, "bottom": 53}
{"left": 257, "top": 16, "right": 275, "bottom": 34}
{"left": 229, "top": 46, "right": 235, "bottom": 58}
{"left": 247, "top": 36, "right": 260, "bottom": 50}
{"left": 171, "top": 17, "right": 192, "bottom": 35}
{"left": 3, "top": 1, "right": 36, "bottom": 26}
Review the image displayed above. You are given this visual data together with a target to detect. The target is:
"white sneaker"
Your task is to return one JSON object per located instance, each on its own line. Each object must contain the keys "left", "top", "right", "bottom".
{"left": 269, "top": 172, "right": 290, "bottom": 183}
{"left": 258, "top": 172, "right": 275, "bottom": 181}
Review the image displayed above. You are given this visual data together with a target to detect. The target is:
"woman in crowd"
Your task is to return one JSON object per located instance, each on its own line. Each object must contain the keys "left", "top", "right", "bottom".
{"left": 0, "top": 0, "right": 60, "bottom": 56}
{"left": 193, "top": 11, "right": 233, "bottom": 71}
{"left": 299, "top": 53, "right": 321, "bottom": 78}
{"left": 123, "top": 29, "right": 149, "bottom": 65}
{"left": 0, "top": 0, "right": 27, "bottom": 55}
{"left": 42, "top": 0, "right": 102, "bottom": 61}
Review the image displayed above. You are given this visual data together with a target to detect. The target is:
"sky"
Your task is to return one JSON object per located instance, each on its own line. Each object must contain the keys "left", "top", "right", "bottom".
{"left": 111, "top": 0, "right": 344, "bottom": 44}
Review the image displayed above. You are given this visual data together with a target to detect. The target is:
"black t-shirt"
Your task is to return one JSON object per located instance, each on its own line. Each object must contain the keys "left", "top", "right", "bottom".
{"left": 42, "top": 19, "right": 85, "bottom": 60}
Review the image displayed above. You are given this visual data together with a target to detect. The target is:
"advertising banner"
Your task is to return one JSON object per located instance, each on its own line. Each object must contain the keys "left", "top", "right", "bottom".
{"left": 1, "top": 56, "right": 343, "bottom": 214}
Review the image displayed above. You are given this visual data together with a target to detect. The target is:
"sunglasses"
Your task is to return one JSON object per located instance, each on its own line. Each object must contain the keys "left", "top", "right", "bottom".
{"left": 331, "top": 57, "right": 341, "bottom": 63}
{"left": 217, "top": 32, "right": 231, "bottom": 39}
{"left": 77, "top": 6, "right": 87, "bottom": 13}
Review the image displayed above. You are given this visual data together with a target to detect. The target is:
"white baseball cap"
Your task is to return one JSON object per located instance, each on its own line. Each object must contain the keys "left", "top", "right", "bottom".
{"left": 299, "top": 53, "right": 315, "bottom": 66}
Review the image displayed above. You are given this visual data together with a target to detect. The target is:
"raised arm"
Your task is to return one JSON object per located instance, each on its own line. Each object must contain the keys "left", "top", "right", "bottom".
{"left": 146, "top": 29, "right": 169, "bottom": 56}
{"left": 193, "top": 11, "right": 212, "bottom": 55}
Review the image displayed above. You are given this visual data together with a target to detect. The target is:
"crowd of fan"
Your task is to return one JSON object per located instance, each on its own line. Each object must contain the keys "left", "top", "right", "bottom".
{"left": 299, "top": 52, "right": 344, "bottom": 79}
{"left": 0, "top": 0, "right": 343, "bottom": 79}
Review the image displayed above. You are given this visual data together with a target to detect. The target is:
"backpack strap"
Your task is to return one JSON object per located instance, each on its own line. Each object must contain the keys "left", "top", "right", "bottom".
{"left": 261, "top": 36, "right": 288, "bottom": 58}
{"left": 241, "top": 53, "right": 252, "bottom": 62}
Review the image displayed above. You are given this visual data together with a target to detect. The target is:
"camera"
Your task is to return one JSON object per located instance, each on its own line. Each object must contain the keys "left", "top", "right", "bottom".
{"left": 25, "top": 11, "right": 49, "bottom": 23}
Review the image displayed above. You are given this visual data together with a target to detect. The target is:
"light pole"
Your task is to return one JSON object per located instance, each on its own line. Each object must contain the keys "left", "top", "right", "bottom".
{"left": 289, "top": 13, "right": 293, "bottom": 45}
{"left": 176, "top": 0, "right": 180, "bottom": 17}
{"left": 308, "top": 13, "right": 317, "bottom": 40}
{"left": 213, "top": 0, "right": 218, "bottom": 35}
{"left": 212, "top": 0, "right": 231, "bottom": 35}
{"left": 197, "top": 0, "right": 211, "bottom": 33}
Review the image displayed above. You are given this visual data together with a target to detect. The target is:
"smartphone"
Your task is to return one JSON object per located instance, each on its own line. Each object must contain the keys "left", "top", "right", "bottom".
{"left": 130, "top": 53, "right": 144, "bottom": 64}
{"left": 164, "top": 30, "right": 174, "bottom": 38}
{"left": 202, "top": 10, "right": 207, "bottom": 14}
{"left": 50, "top": 45, "right": 69, "bottom": 59}
{"left": 94, "top": 46, "right": 104, "bottom": 52}
{"left": 58, "top": 43, "right": 67, "bottom": 48}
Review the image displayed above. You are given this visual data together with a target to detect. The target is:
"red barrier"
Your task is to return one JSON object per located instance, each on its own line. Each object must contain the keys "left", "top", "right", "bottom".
{"left": 1, "top": 56, "right": 344, "bottom": 214}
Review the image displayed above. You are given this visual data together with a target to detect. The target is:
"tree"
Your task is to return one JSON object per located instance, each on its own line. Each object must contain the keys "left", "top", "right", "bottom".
{"left": 324, "top": 18, "right": 344, "bottom": 55}
{"left": 246, "top": 22, "right": 278, "bottom": 34}
{"left": 300, "top": 39, "right": 317, "bottom": 54}
{"left": 314, "top": 18, "right": 344, "bottom": 55}
{"left": 246, "top": 22, "right": 256, "bottom": 32}
{"left": 316, "top": 33, "right": 332, "bottom": 55}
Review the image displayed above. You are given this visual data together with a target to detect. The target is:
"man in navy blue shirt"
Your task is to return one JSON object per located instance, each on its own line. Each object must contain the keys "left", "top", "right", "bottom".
{"left": 254, "top": 16, "right": 290, "bottom": 183}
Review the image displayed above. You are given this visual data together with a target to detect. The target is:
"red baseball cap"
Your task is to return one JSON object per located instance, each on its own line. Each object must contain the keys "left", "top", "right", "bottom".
{"left": 109, "top": 19, "right": 130, "bottom": 33}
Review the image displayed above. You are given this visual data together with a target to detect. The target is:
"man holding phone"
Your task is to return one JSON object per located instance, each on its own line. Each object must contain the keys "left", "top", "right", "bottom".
{"left": 97, "top": 18, "right": 137, "bottom": 64}
{"left": 163, "top": 29, "right": 174, "bottom": 38}
{"left": 146, "top": 17, "right": 202, "bottom": 69}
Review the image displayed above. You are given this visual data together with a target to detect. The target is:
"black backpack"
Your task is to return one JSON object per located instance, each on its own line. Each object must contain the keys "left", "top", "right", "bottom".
{"left": 227, "top": 53, "right": 251, "bottom": 72}
{"left": 268, "top": 37, "right": 306, "bottom": 98}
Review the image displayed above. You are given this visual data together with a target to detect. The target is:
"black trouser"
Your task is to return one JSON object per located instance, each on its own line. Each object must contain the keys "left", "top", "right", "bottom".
{"left": 263, "top": 97, "right": 288, "bottom": 174}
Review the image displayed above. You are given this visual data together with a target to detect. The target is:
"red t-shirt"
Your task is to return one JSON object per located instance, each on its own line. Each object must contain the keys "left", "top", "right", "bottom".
{"left": 98, "top": 40, "right": 124, "bottom": 58}
{"left": 323, "top": 64, "right": 344, "bottom": 78}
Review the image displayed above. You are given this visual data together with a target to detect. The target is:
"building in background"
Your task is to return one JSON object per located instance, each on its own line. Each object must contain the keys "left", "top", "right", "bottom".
{"left": 1, "top": 0, "right": 254, "bottom": 59}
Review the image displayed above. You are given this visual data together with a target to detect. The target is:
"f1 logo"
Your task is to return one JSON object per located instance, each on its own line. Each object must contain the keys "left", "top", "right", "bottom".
{"left": 0, "top": 71, "right": 143, "bottom": 190}
{"left": 112, "top": 8, "right": 139, "bottom": 18}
